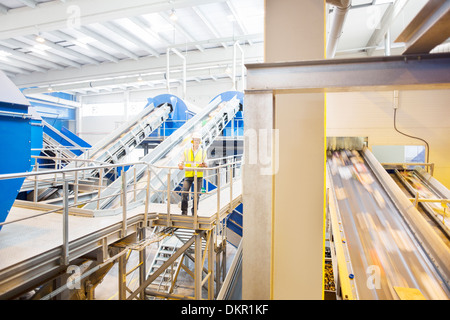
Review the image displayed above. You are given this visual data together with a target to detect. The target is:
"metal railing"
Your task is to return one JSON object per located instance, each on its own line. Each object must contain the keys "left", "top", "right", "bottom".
{"left": 0, "top": 156, "right": 242, "bottom": 268}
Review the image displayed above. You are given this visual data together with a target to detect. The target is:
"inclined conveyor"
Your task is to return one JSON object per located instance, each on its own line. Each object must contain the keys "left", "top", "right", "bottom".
{"left": 64, "top": 95, "right": 176, "bottom": 179}
{"left": 385, "top": 165, "right": 450, "bottom": 244}
{"left": 327, "top": 146, "right": 450, "bottom": 300}
{"left": 83, "top": 91, "right": 243, "bottom": 212}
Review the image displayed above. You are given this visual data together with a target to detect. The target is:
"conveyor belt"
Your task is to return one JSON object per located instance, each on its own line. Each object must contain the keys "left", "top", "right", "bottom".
{"left": 389, "top": 169, "right": 450, "bottom": 245}
{"left": 327, "top": 149, "right": 450, "bottom": 300}
{"left": 84, "top": 93, "right": 242, "bottom": 211}
{"left": 65, "top": 102, "right": 172, "bottom": 177}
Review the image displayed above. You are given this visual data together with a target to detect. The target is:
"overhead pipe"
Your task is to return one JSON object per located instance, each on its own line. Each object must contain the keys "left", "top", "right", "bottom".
{"left": 384, "top": 29, "right": 391, "bottom": 56}
{"left": 326, "top": 0, "right": 352, "bottom": 58}
{"left": 232, "top": 41, "right": 245, "bottom": 91}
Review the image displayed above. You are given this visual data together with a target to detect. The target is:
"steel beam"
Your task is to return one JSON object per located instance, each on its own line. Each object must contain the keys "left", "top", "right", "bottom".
{"left": 0, "top": 0, "right": 229, "bottom": 40}
{"left": 245, "top": 53, "right": 450, "bottom": 93}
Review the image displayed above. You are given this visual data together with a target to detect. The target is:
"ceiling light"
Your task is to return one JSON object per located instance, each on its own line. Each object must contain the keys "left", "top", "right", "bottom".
{"left": 76, "top": 36, "right": 95, "bottom": 44}
{"left": 0, "top": 51, "right": 11, "bottom": 61}
{"left": 137, "top": 75, "right": 143, "bottom": 81}
{"left": 35, "top": 34, "right": 46, "bottom": 43}
{"left": 33, "top": 43, "right": 50, "bottom": 51}
{"left": 0, "top": 50, "right": 11, "bottom": 57}
{"left": 169, "top": 9, "right": 178, "bottom": 21}
{"left": 47, "top": 85, "right": 53, "bottom": 92}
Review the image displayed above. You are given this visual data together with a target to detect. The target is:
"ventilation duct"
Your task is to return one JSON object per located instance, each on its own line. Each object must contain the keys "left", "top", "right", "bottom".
{"left": 326, "top": 0, "right": 352, "bottom": 58}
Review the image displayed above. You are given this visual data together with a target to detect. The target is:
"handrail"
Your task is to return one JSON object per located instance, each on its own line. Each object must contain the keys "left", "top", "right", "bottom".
{"left": 0, "top": 158, "right": 242, "bottom": 265}
{"left": 381, "top": 162, "right": 435, "bottom": 176}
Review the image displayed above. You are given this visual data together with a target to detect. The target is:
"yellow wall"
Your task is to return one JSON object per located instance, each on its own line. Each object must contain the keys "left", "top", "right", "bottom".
{"left": 273, "top": 93, "right": 325, "bottom": 299}
{"left": 326, "top": 89, "right": 450, "bottom": 188}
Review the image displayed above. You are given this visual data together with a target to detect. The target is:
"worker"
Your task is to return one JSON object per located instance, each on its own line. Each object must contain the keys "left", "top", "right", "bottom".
{"left": 178, "top": 131, "right": 207, "bottom": 215}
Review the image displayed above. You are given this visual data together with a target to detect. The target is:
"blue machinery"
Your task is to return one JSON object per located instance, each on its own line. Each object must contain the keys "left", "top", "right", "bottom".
{"left": 0, "top": 72, "right": 34, "bottom": 230}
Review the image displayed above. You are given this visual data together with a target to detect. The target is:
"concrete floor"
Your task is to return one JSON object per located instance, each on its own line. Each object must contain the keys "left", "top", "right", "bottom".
{"left": 94, "top": 229, "right": 238, "bottom": 300}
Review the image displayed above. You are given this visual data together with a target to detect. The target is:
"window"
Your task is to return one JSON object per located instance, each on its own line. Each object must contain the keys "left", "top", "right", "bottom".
{"left": 81, "top": 103, "right": 124, "bottom": 117}
{"left": 372, "top": 145, "right": 425, "bottom": 164}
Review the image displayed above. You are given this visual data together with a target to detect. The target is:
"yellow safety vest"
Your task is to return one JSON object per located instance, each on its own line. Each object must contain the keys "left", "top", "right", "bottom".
{"left": 184, "top": 148, "right": 206, "bottom": 178}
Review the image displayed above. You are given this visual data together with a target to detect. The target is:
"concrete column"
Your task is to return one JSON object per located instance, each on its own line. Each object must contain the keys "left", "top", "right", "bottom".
{"left": 243, "top": 0, "right": 326, "bottom": 300}
{"left": 242, "top": 92, "right": 274, "bottom": 299}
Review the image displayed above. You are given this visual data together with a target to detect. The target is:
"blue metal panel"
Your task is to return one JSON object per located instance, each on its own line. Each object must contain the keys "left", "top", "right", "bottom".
{"left": 60, "top": 126, "right": 91, "bottom": 155}
{"left": 0, "top": 71, "right": 32, "bottom": 230}
{"left": 0, "top": 115, "right": 31, "bottom": 230}
{"left": 210, "top": 91, "right": 244, "bottom": 106}
{"left": 146, "top": 94, "right": 190, "bottom": 139}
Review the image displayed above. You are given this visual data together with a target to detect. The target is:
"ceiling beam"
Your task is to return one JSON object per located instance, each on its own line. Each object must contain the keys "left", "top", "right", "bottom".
{"left": 20, "top": 66, "right": 236, "bottom": 94}
{"left": 3, "top": 38, "right": 83, "bottom": 69}
{"left": 0, "top": 42, "right": 64, "bottom": 70}
{"left": 167, "top": 33, "right": 262, "bottom": 49}
{"left": 101, "top": 21, "right": 160, "bottom": 57}
{"left": 365, "top": 0, "right": 409, "bottom": 56}
{"left": 0, "top": 0, "right": 228, "bottom": 40}
{"left": 77, "top": 26, "right": 140, "bottom": 60}
{"left": 0, "top": 4, "right": 10, "bottom": 14}
{"left": 245, "top": 54, "right": 450, "bottom": 92}
{"left": 0, "top": 55, "right": 47, "bottom": 73}
{"left": 128, "top": 16, "right": 172, "bottom": 46}
{"left": 225, "top": 0, "right": 253, "bottom": 45}
{"left": 22, "top": 34, "right": 101, "bottom": 65}
{"left": 159, "top": 12, "right": 205, "bottom": 52}
{"left": 49, "top": 30, "right": 120, "bottom": 63}
{"left": 17, "top": 0, "right": 37, "bottom": 8}
{"left": 396, "top": 0, "right": 450, "bottom": 54}
{"left": 192, "top": 6, "right": 227, "bottom": 49}
{"left": 13, "top": 42, "right": 264, "bottom": 88}
{"left": 0, "top": 61, "right": 31, "bottom": 75}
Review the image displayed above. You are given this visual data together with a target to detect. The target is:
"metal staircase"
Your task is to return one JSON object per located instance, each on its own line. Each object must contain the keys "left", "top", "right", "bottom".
{"left": 145, "top": 228, "right": 210, "bottom": 299}
{"left": 146, "top": 235, "right": 184, "bottom": 297}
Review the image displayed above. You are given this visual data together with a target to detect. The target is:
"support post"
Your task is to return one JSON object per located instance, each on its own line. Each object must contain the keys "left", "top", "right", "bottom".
{"left": 121, "top": 169, "right": 127, "bottom": 237}
{"left": 62, "top": 175, "right": 69, "bottom": 266}
{"left": 194, "top": 231, "right": 202, "bottom": 299}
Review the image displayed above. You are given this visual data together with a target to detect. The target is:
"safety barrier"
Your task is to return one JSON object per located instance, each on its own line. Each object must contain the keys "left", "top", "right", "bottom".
{"left": 0, "top": 155, "right": 242, "bottom": 267}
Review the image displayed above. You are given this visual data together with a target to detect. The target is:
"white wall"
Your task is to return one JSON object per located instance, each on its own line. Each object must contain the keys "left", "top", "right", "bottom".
{"left": 326, "top": 89, "right": 450, "bottom": 188}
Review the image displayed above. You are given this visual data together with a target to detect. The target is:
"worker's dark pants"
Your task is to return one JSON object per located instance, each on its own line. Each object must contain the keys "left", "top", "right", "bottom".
{"left": 181, "top": 177, "right": 203, "bottom": 215}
